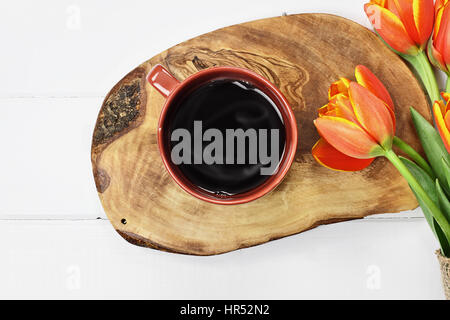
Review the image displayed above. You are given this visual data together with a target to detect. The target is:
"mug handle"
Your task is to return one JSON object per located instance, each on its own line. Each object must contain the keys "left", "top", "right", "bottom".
{"left": 146, "top": 64, "right": 180, "bottom": 98}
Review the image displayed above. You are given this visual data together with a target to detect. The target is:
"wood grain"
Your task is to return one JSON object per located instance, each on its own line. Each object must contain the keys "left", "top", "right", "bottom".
{"left": 91, "top": 13, "right": 431, "bottom": 255}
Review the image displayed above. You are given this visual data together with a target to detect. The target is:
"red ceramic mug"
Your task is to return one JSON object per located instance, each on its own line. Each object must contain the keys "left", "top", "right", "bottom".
{"left": 147, "top": 64, "right": 298, "bottom": 205}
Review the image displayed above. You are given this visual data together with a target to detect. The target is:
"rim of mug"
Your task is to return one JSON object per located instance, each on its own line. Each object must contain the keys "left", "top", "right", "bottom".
{"left": 156, "top": 66, "right": 298, "bottom": 205}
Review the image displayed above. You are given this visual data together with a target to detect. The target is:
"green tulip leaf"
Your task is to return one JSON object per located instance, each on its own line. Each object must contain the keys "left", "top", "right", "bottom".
{"left": 410, "top": 107, "right": 450, "bottom": 194}
{"left": 434, "top": 220, "right": 450, "bottom": 257}
{"left": 400, "top": 156, "right": 450, "bottom": 256}
{"left": 400, "top": 156, "right": 437, "bottom": 219}
{"left": 435, "top": 180, "right": 450, "bottom": 225}
{"left": 441, "top": 157, "right": 450, "bottom": 193}
{"left": 434, "top": 180, "right": 450, "bottom": 256}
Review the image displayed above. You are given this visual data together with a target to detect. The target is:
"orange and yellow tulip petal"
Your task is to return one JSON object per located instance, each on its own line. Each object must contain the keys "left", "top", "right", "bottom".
{"left": 348, "top": 82, "right": 394, "bottom": 148}
{"left": 393, "top": 0, "right": 421, "bottom": 44}
{"left": 354, "top": 65, "right": 396, "bottom": 130}
{"left": 435, "top": 0, "right": 449, "bottom": 41}
{"left": 355, "top": 65, "right": 394, "bottom": 110}
{"left": 435, "top": 3, "right": 449, "bottom": 51}
{"left": 386, "top": 0, "right": 401, "bottom": 18}
{"left": 328, "top": 78, "right": 350, "bottom": 99}
{"left": 428, "top": 41, "right": 448, "bottom": 72}
{"left": 372, "top": 0, "right": 387, "bottom": 7}
{"left": 318, "top": 104, "right": 330, "bottom": 117}
{"left": 412, "top": 0, "right": 434, "bottom": 47}
{"left": 436, "top": 0, "right": 448, "bottom": 15}
{"left": 445, "top": 108, "right": 450, "bottom": 130}
{"left": 314, "top": 116, "right": 384, "bottom": 159}
{"left": 364, "top": 3, "right": 418, "bottom": 54}
{"left": 431, "top": 1, "right": 450, "bottom": 73}
{"left": 324, "top": 94, "right": 358, "bottom": 123}
{"left": 441, "top": 92, "right": 450, "bottom": 103}
{"left": 433, "top": 100, "right": 450, "bottom": 153}
{"left": 312, "top": 138, "right": 374, "bottom": 171}
{"left": 437, "top": 4, "right": 450, "bottom": 66}
{"left": 390, "top": 0, "right": 434, "bottom": 47}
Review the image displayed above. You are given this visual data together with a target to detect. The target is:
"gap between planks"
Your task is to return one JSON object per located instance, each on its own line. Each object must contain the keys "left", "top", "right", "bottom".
{"left": 0, "top": 215, "right": 425, "bottom": 221}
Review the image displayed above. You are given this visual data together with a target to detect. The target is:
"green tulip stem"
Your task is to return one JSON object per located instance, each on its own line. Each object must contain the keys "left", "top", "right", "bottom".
{"left": 404, "top": 50, "right": 441, "bottom": 104}
{"left": 385, "top": 149, "right": 450, "bottom": 239}
{"left": 446, "top": 76, "right": 450, "bottom": 94}
{"left": 393, "top": 136, "right": 435, "bottom": 179}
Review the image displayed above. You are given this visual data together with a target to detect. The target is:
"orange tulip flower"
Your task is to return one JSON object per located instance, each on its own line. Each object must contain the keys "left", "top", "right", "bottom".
{"left": 312, "top": 68, "right": 450, "bottom": 244}
{"left": 312, "top": 65, "right": 396, "bottom": 171}
{"left": 429, "top": 0, "right": 450, "bottom": 74}
{"left": 364, "top": 0, "right": 434, "bottom": 55}
{"left": 433, "top": 92, "right": 450, "bottom": 153}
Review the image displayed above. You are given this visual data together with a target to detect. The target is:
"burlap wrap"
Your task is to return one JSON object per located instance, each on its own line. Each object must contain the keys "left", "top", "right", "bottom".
{"left": 436, "top": 250, "right": 450, "bottom": 300}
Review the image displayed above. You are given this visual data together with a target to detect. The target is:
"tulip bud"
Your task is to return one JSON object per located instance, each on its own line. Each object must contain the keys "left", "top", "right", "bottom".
{"left": 428, "top": 0, "right": 450, "bottom": 74}
{"left": 433, "top": 93, "right": 450, "bottom": 153}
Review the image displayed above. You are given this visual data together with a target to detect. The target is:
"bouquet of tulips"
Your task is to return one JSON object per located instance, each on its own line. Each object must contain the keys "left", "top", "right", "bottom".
{"left": 312, "top": 0, "right": 450, "bottom": 298}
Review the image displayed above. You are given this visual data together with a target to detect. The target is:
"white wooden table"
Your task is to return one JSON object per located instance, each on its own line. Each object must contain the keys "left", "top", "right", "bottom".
{"left": 0, "top": 0, "right": 445, "bottom": 299}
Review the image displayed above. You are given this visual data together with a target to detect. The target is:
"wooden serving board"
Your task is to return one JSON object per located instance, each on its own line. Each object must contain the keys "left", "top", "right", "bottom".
{"left": 91, "top": 13, "right": 431, "bottom": 255}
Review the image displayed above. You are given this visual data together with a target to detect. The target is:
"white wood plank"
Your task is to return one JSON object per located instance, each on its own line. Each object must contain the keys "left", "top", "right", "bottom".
{"left": 0, "top": 218, "right": 444, "bottom": 299}
{"left": 0, "top": 0, "right": 371, "bottom": 97}
{"left": 0, "top": 97, "right": 105, "bottom": 218}
{"left": 0, "top": 0, "right": 445, "bottom": 301}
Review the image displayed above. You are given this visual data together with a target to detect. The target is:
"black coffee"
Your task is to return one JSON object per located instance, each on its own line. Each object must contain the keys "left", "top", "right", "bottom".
{"left": 167, "top": 79, "right": 286, "bottom": 195}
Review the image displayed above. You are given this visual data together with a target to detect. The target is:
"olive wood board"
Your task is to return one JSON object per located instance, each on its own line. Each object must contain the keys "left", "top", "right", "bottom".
{"left": 91, "top": 13, "right": 431, "bottom": 255}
